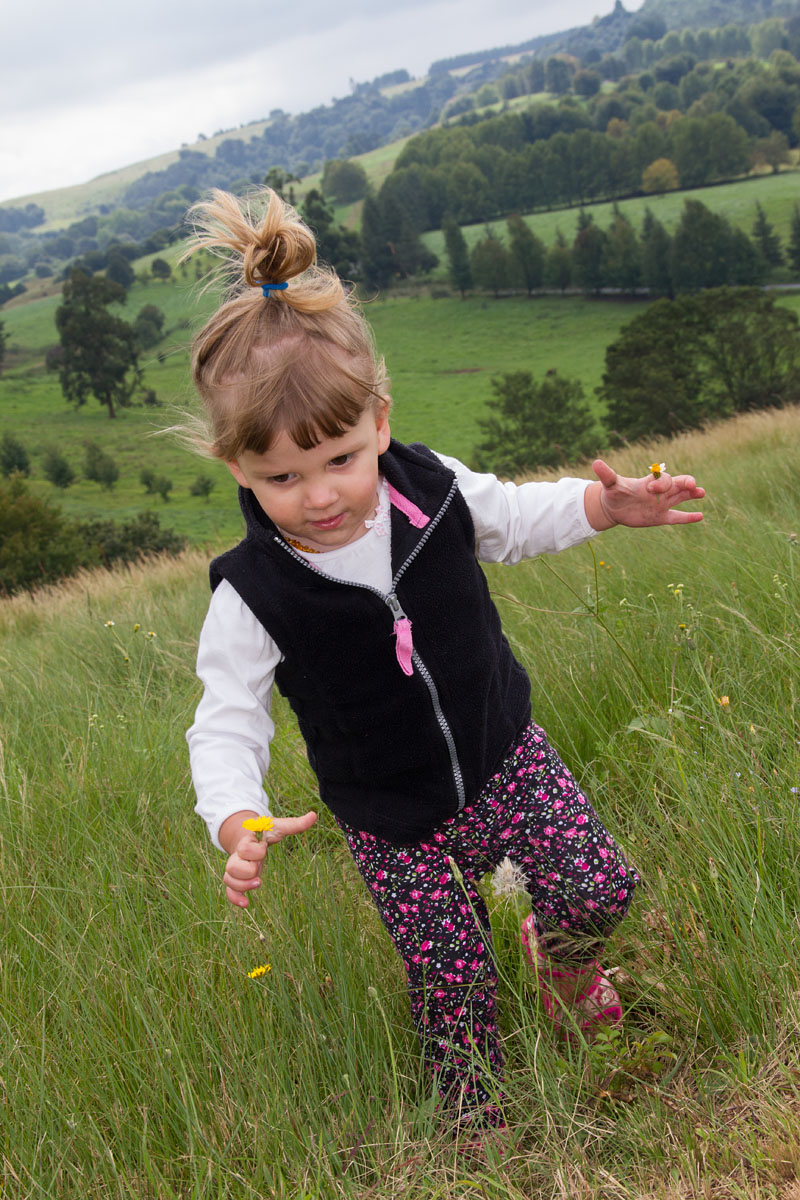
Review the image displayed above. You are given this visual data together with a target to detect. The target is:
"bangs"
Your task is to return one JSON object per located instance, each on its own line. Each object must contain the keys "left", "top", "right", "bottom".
{"left": 211, "top": 335, "right": 386, "bottom": 459}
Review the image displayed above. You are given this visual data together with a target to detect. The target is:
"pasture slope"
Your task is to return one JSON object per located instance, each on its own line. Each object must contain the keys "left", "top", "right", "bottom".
{"left": 2, "top": 405, "right": 800, "bottom": 1198}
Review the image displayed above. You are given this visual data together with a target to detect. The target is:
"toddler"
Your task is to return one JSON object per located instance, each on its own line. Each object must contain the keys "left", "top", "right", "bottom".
{"left": 185, "top": 188, "right": 705, "bottom": 1131}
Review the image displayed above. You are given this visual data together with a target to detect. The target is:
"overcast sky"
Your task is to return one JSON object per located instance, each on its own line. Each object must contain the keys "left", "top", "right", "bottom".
{"left": 1, "top": 0, "right": 644, "bottom": 204}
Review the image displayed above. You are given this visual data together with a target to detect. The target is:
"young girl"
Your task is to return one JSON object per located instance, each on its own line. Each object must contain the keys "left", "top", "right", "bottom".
{"left": 185, "top": 187, "right": 705, "bottom": 1132}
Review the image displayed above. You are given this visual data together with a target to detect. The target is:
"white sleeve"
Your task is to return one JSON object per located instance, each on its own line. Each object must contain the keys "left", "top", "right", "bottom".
{"left": 434, "top": 452, "right": 597, "bottom": 564}
{"left": 186, "top": 578, "right": 282, "bottom": 851}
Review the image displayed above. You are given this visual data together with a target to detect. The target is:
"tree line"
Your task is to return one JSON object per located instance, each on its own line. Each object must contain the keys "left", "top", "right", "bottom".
{"left": 443, "top": 197, "right": 798, "bottom": 300}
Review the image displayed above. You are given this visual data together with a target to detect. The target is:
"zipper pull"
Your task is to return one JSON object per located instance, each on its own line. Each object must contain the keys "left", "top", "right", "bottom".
{"left": 386, "top": 592, "right": 414, "bottom": 677}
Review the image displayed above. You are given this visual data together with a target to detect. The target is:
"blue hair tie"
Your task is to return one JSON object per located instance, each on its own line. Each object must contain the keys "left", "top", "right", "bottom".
{"left": 261, "top": 281, "right": 288, "bottom": 295}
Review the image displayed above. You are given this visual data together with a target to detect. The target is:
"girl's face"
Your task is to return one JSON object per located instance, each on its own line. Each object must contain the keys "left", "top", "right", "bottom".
{"left": 226, "top": 405, "right": 391, "bottom": 552}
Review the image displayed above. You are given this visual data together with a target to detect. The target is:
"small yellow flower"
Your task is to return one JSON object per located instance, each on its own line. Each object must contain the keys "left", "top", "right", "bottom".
{"left": 247, "top": 964, "right": 271, "bottom": 979}
{"left": 133, "top": 623, "right": 140, "bottom": 632}
{"left": 650, "top": 462, "right": 666, "bottom": 479}
{"left": 104, "top": 620, "right": 115, "bottom": 627}
{"left": 242, "top": 816, "right": 275, "bottom": 833}
{"left": 718, "top": 695, "right": 730, "bottom": 707}
{"left": 146, "top": 630, "right": 157, "bottom": 639}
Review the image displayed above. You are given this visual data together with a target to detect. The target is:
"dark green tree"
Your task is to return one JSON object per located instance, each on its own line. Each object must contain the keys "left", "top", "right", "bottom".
{"left": 788, "top": 204, "right": 800, "bottom": 273}
{"left": 105, "top": 250, "right": 135, "bottom": 291}
{"left": 506, "top": 214, "right": 545, "bottom": 295}
{"left": 474, "top": 371, "right": 600, "bottom": 475}
{"left": 321, "top": 159, "right": 369, "bottom": 203}
{"left": 751, "top": 201, "right": 784, "bottom": 266}
{"left": 442, "top": 215, "right": 472, "bottom": 297}
{"left": 151, "top": 257, "right": 172, "bottom": 281}
{"left": 470, "top": 234, "right": 512, "bottom": 298}
{"left": 572, "top": 211, "right": 607, "bottom": 295}
{"left": 600, "top": 208, "right": 641, "bottom": 294}
{"left": 301, "top": 189, "right": 361, "bottom": 278}
{"left": 360, "top": 195, "right": 395, "bottom": 290}
{"left": 640, "top": 208, "right": 674, "bottom": 298}
{"left": 56, "top": 269, "right": 141, "bottom": 418}
{"left": 671, "top": 200, "right": 764, "bottom": 292}
{"left": 84, "top": 442, "right": 119, "bottom": 490}
{"left": 0, "top": 431, "right": 30, "bottom": 477}
{"left": 0, "top": 477, "right": 84, "bottom": 596}
{"left": 0, "top": 319, "right": 6, "bottom": 373}
{"left": 134, "top": 304, "right": 166, "bottom": 349}
{"left": 41, "top": 447, "right": 75, "bottom": 489}
{"left": 544, "top": 230, "right": 572, "bottom": 293}
{"left": 599, "top": 288, "right": 800, "bottom": 441}
{"left": 190, "top": 474, "right": 217, "bottom": 502}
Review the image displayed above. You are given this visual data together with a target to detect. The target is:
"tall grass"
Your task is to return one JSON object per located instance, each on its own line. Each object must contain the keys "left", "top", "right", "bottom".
{"left": 2, "top": 408, "right": 800, "bottom": 1197}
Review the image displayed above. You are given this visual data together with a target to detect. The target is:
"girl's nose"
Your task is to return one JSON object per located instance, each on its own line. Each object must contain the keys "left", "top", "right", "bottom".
{"left": 305, "top": 479, "right": 337, "bottom": 510}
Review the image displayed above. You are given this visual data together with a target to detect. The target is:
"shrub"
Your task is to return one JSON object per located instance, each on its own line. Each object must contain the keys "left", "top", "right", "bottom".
{"left": 0, "top": 477, "right": 84, "bottom": 595}
{"left": 84, "top": 442, "right": 119, "bottom": 490}
{"left": 42, "top": 448, "right": 76, "bottom": 489}
{"left": 189, "top": 474, "right": 217, "bottom": 501}
{"left": 0, "top": 431, "right": 30, "bottom": 477}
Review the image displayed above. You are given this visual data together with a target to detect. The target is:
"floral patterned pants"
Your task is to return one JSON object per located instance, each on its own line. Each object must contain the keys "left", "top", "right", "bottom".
{"left": 338, "top": 722, "right": 638, "bottom": 1123}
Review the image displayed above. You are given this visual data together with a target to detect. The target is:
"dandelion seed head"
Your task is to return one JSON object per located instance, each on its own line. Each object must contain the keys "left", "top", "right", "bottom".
{"left": 491, "top": 856, "right": 528, "bottom": 898}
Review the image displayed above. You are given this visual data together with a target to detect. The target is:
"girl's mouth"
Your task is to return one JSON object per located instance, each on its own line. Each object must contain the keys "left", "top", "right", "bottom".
{"left": 311, "top": 514, "right": 345, "bottom": 530}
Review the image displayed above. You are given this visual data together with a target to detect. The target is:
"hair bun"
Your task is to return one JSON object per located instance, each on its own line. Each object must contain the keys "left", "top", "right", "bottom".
{"left": 187, "top": 187, "right": 316, "bottom": 291}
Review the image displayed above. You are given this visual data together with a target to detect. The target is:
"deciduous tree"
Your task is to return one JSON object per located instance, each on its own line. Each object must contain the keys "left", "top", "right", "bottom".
{"left": 55, "top": 269, "right": 141, "bottom": 418}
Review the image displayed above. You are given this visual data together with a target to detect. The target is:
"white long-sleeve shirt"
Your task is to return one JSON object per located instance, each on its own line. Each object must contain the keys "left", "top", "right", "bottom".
{"left": 187, "top": 454, "right": 597, "bottom": 849}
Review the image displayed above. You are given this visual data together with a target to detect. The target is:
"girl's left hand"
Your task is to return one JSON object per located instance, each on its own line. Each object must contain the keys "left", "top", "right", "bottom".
{"left": 588, "top": 459, "right": 705, "bottom": 530}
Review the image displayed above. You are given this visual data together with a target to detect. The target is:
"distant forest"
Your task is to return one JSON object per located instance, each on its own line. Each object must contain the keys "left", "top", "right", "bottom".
{"left": 3, "top": 0, "right": 800, "bottom": 302}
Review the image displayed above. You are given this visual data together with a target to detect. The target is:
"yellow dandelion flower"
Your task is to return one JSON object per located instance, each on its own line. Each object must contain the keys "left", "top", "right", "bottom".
{"left": 133, "top": 623, "right": 140, "bottom": 632}
{"left": 650, "top": 462, "right": 666, "bottom": 479}
{"left": 242, "top": 816, "right": 275, "bottom": 833}
{"left": 247, "top": 964, "right": 271, "bottom": 979}
{"left": 718, "top": 695, "right": 730, "bottom": 707}
{"left": 146, "top": 630, "right": 157, "bottom": 639}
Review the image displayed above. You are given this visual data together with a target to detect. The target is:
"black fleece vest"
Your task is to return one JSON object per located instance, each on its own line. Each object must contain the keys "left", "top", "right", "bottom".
{"left": 210, "top": 440, "right": 531, "bottom": 842}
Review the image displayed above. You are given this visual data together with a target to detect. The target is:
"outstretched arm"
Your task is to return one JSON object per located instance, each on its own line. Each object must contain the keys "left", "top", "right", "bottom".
{"left": 584, "top": 459, "right": 705, "bottom": 531}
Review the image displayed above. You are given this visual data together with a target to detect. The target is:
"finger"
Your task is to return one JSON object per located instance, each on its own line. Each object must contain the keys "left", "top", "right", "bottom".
{"left": 237, "top": 838, "right": 268, "bottom": 862}
{"left": 665, "top": 510, "right": 704, "bottom": 524}
{"left": 270, "top": 811, "right": 318, "bottom": 840}
{"left": 226, "top": 884, "right": 253, "bottom": 908}
{"left": 592, "top": 458, "right": 617, "bottom": 488}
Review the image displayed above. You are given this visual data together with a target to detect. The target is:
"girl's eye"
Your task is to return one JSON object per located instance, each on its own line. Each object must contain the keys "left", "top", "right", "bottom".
{"left": 329, "top": 453, "right": 353, "bottom": 468}
{"left": 267, "top": 473, "right": 292, "bottom": 484}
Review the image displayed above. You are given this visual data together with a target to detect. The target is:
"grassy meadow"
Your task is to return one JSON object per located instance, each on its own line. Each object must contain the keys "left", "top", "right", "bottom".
{"left": 2, "top": 405, "right": 800, "bottom": 1198}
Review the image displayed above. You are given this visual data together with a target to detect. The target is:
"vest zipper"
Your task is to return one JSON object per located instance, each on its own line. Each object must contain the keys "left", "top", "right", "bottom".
{"left": 273, "top": 476, "right": 467, "bottom": 810}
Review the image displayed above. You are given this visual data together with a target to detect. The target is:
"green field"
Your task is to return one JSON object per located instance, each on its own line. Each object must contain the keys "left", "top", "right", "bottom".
{"left": 3, "top": 406, "right": 799, "bottom": 1198}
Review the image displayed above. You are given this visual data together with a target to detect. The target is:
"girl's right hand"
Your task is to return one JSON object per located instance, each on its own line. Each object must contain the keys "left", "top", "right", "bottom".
{"left": 222, "top": 811, "right": 318, "bottom": 908}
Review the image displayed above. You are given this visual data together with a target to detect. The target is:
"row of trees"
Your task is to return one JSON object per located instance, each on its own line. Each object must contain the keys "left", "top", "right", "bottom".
{"left": 474, "top": 288, "right": 800, "bottom": 475}
{"left": 445, "top": 198, "right": 798, "bottom": 299}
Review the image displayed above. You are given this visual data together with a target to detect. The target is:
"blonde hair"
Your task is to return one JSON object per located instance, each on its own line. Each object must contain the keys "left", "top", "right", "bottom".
{"left": 183, "top": 188, "right": 388, "bottom": 460}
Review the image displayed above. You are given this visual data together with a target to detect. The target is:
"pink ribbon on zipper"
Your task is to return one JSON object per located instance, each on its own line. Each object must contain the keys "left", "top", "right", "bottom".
{"left": 393, "top": 618, "right": 414, "bottom": 676}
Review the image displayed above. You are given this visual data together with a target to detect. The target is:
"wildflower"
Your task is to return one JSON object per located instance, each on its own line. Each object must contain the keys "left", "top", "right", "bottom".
{"left": 650, "top": 462, "right": 666, "bottom": 479}
{"left": 146, "top": 630, "right": 157, "bottom": 639}
{"left": 718, "top": 695, "right": 730, "bottom": 707}
{"left": 104, "top": 620, "right": 115, "bottom": 627}
{"left": 491, "top": 856, "right": 528, "bottom": 898}
{"left": 133, "top": 623, "right": 140, "bottom": 632}
{"left": 242, "top": 815, "right": 274, "bottom": 834}
{"left": 247, "top": 964, "right": 271, "bottom": 979}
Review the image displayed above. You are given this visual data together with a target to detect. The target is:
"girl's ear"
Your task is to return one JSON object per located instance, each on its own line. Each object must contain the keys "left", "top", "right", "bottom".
{"left": 225, "top": 460, "right": 251, "bottom": 489}
{"left": 375, "top": 400, "right": 391, "bottom": 455}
